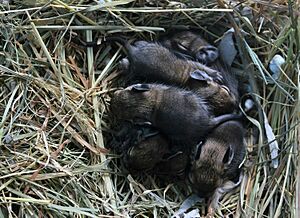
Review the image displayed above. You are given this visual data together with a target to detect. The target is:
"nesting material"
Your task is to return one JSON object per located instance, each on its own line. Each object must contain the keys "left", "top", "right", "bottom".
{"left": 0, "top": 0, "right": 298, "bottom": 217}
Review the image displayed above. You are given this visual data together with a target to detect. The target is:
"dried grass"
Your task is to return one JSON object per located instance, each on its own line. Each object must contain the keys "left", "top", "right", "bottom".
{"left": 0, "top": 0, "right": 299, "bottom": 217}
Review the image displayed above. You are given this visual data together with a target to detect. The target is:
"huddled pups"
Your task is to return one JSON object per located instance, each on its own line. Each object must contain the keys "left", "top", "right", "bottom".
{"left": 108, "top": 31, "right": 247, "bottom": 216}
{"left": 111, "top": 83, "right": 242, "bottom": 147}
{"left": 160, "top": 31, "right": 240, "bottom": 115}
{"left": 108, "top": 36, "right": 237, "bottom": 115}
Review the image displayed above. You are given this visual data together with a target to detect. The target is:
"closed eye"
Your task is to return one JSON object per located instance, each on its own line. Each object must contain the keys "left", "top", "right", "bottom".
{"left": 221, "top": 85, "right": 230, "bottom": 94}
{"left": 177, "top": 42, "right": 189, "bottom": 52}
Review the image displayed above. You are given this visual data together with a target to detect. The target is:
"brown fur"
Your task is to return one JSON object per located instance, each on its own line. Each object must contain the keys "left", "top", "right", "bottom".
{"left": 123, "top": 133, "right": 169, "bottom": 172}
{"left": 185, "top": 77, "right": 235, "bottom": 115}
{"left": 188, "top": 120, "right": 246, "bottom": 198}
{"left": 124, "top": 134, "right": 189, "bottom": 177}
{"left": 111, "top": 121, "right": 173, "bottom": 173}
{"left": 110, "top": 121, "right": 159, "bottom": 151}
{"left": 153, "top": 150, "right": 189, "bottom": 178}
{"left": 124, "top": 40, "right": 223, "bottom": 85}
{"left": 111, "top": 83, "right": 210, "bottom": 145}
{"left": 105, "top": 37, "right": 235, "bottom": 115}
{"left": 161, "top": 31, "right": 219, "bottom": 64}
{"left": 111, "top": 121, "right": 189, "bottom": 176}
{"left": 161, "top": 31, "right": 240, "bottom": 115}
{"left": 110, "top": 83, "right": 241, "bottom": 147}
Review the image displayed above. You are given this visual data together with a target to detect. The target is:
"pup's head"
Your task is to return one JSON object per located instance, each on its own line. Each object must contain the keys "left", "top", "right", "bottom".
{"left": 110, "top": 84, "right": 166, "bottom": 121}
{"left": 187, "top": 70, "right": 237, "bottom": 114}
{"left": 162, "top": 31, "right": 219, "bottom": 64}
{"left": 188, "top": 139, "right": 235, "bottom": 197}
{"left": 124, "top": 133, "right": 169, "bottom": 172}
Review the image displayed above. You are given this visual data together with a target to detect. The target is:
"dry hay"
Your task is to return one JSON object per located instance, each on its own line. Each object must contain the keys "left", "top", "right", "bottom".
{"left": 0, "top": 0, "right": 299, "bottom": 217}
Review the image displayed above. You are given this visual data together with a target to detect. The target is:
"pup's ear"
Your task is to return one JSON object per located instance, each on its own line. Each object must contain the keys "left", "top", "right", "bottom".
{"left": 190, "top": 70, "right": 212, "bottom": 82}
{"left": 196, "top": 45, "right": 219, "bottom": 64}
{"left": 223, "top": 145, "right": 234, "bottom": 167}
{"left": 130, "top": 84, "right": 151, "bottom": 92}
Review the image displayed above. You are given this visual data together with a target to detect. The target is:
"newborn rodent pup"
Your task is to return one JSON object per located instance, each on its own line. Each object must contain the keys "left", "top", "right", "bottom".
{"left": 123, "top": 132, "right": 169, "bottom": 172}
{"left": 161, "top": 31, "right": 240, "bottom": 114}
{"left": 111, "top": 121, "right": 169, "bottom": 172}
{"left": 188, "top": 120, "right": 246, "bottom": 216}
{"left": 105, "top": 37, "right": 224, "bottom": 85}
{"left": 110, "top": 83, "right": 242, "bottom": 146}
{"left": 124, "top": 133, "right": 189, "bottom": 178}
{"left": 111, "top": 121, "right": 189, "bottom": 176}
{"left": 104, "top": 37, "right": 235, "bottom": 115}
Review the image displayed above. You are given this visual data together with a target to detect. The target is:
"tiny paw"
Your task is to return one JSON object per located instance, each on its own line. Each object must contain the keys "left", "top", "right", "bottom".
{"left": 213, "top": 71, "right": 224, "bottom": 84}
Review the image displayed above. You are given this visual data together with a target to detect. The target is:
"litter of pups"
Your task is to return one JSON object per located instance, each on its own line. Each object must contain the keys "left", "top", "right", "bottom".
{"left": 108, "top": 31, "right": 251, "bottom": 217}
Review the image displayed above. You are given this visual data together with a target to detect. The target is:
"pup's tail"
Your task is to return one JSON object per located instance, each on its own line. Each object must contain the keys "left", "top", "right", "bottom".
{"left": 210, "top": 98, "right": 255, "bottom": 127}
{"left": 210, "top": 113, "right": 243, "bottom": 127}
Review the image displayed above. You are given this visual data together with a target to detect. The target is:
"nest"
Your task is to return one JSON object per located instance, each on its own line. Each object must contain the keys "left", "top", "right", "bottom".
{"left": 0, "top": 0, "right": 299, "bottom": 217}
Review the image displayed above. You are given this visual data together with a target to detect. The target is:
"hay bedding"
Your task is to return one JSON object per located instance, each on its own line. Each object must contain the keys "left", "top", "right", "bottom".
{"left": 0, "top": 0, "right": 298, "bottom": 217}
